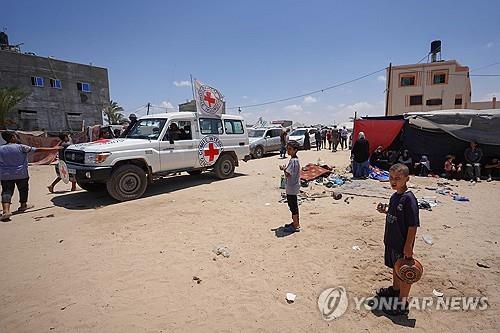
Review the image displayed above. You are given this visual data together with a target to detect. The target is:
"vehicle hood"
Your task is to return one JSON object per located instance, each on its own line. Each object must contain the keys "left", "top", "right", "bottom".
{"left": 67, "top": 138, "right": 154, "bottom": 153}
{"left": 288, "top": 135, "right": 304, "bottom": 141}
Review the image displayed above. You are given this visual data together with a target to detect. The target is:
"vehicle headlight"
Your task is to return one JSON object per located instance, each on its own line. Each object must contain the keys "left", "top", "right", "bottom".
{"left": 85, "top": 152, "right": 111, "bottom": 164}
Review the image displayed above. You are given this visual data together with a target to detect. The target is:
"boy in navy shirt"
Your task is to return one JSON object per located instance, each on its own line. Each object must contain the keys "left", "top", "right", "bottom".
{"left": 376, "top": 163, "right": 419, "bottom": 315}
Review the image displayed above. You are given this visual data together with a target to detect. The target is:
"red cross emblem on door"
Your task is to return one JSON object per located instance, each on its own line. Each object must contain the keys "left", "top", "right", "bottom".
{"left": 198, "top": 136, "right": 224, "bottom": 167}
{"left": 203, "top": 142, "right": 220, "bottom": 162}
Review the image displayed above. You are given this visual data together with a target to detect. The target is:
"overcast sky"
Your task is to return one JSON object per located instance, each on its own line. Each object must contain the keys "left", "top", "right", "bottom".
{"left": 4, "top": 0, "right": 500, "bottom": 125}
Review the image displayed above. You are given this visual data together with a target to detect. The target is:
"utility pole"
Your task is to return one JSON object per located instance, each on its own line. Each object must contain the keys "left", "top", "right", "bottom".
{"left": 147, "top": 102, "right": 151, "bottom": 115}
{"left": 385, "top": 63, "right": 392, "bottom": 116}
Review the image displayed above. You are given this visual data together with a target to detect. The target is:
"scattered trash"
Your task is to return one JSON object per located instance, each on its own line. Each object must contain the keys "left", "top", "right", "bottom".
{"left": 286, "top": 292, "right": 296, "bottom": 303}
{"left": 352, "top": 245, "right": 361, "bottom": 251}
{"left": 453, "top": 195, "right": 470, "bottom": 202}
{"left": 418, "top": 197, "right": 438, "bottom": 210}
{"left": 476, "top": 262, "right": 490, "bottom": 269}
{"left": 443, "top": 224, "right": 451, "bottom": 229}
{"left": 422, "top": 235, "right": 433, "bottom": 245}
{"left": 332, "top": 192, "right": 342, "bottom": 200}
{"left": 213, "top": 245, "right": 230, "bottom": 258}
{"left": 60, "top": 302, "right": 76, "bottom": 311}
{"left": 432, "top": 289, "right": 444, "bottom": 297}
{"left": 58, "top": 239, "right": 64, "bottom": 243}
{"left": 33, "top": 214, "right": 55, "bottom": 222}
{"left": 265, "top": 203, "right": 271, "bottom": 206}
{"left": 193, "top": 276, "right": 202, "bottom": 284}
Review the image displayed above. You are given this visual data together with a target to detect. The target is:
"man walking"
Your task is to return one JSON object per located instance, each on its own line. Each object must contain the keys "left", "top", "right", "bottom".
{"left": 331, "top": 125, "right": 340, "bottom": 152}
{"left": 340, "top": 126, "right": 349, "bottom": 150}
{"left": 1, "top": 131, "right": 61, "bottom": 221}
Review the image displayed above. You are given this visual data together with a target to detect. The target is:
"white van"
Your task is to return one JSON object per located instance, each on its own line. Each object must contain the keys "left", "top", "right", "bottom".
{"left": 64, "top": 112, "right": 250, "bottom": 201}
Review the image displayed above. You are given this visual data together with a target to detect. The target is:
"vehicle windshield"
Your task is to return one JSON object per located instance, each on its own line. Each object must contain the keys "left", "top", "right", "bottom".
{"left": 248, "top": 129, "right": 266, "bottom": 138}
{"left": 290, "top": 129, "right": 307, "bottom": 136}
{"left": 126, "top": 118, "right": 167, "bottom": 140}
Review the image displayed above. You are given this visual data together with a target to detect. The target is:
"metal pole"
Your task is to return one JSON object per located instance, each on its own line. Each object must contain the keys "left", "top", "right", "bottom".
{"left": 147, "top": 102, "right": 150, "bottom": 115}
{"left": 385, "top": 63, "right": 391, "bottom": 116}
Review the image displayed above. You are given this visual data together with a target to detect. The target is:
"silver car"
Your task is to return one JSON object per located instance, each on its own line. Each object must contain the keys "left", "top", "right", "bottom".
{"left": 249, "top": 127, "right": 283, "bottom": 158}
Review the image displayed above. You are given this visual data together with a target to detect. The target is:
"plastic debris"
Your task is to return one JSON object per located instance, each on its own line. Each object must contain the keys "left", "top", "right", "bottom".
{"left": 476, "top": 262, "right": 490, "bottom": 269}
{"left": 432, "top": 289, "right": 444, "bottom": 297}
{"left": 286, "top": 292, "right": 296, "bottom": 303}
{"left": 265, "top": 203, "right": 271, "bottom": 206}
{"left": 453, "top": 195, "right": 470, "bottom": 202}
{"left": 422, "top": 235, "right": 433, "bottom": 245}
{"left": 213, "top": 245, "right": 230, "bottom": 258}
{"left": 352, "top": 245, "right": 361, "bottom": 251}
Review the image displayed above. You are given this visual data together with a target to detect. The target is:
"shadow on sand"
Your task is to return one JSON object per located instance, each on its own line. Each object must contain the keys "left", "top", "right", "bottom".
{"left": 51, "top": 172, "right": 247, "bottom": 210}
{"left": 271, "top": 226, "right": 300, "bottom": 238}
{"left": 368, "top": 296, "right": 416, "bottom": 328}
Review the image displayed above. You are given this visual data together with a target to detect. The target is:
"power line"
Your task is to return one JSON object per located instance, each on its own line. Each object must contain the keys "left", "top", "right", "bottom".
{"left": 471, "top": 60, "right": 500, "bottom": 73}
{"left": 227, "top": 67, "right": 386, "bottom": 110}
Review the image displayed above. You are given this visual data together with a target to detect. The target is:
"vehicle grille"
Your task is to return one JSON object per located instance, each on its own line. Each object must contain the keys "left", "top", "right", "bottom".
{"left": 65, "top": 150, "right": 85, "bottom": 164}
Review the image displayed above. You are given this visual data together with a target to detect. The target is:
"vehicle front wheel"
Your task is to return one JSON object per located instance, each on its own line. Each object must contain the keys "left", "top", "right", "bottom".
{"left": 77, "top": 182, "right": 106, "bottom": 192}
{"left": 214, "top": 155, "right": 235, "bottom": 179}
{"left": 106, "top": 164, "right": 147, "bottom": 201}
{"left": 253, "top": 146, "right": 264, "bottom": 159}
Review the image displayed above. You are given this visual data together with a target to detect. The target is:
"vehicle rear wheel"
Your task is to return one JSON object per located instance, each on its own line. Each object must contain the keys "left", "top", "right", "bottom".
{"left": 106, "top": 164, "right": 147, "bottom": 201}
{"left": 253, "top": 146, "right": 264, "bottom": 159}
{"left": 214, "top": 155, "right": 235, "bottom": 179}
{"left": 187, "top": 170, "right": 203, "bottom": 175}
{"left": 77, "top": 182, "right": 106, "bottom": 192}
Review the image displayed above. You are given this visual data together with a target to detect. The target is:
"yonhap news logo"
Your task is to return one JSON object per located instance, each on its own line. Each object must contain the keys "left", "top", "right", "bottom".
{"left": 317, "top": 286, "right": 349, "bottom": 321}
{"left": 317, "top": 286, "right": 489, "bottom": 320}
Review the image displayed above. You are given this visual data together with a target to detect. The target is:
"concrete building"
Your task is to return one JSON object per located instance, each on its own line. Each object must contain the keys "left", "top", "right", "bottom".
{"left": 385, "top": 42, "right": 498, "bottom": 116}
{"left": 0, "top": 40, "right": 109, "bottom": 131}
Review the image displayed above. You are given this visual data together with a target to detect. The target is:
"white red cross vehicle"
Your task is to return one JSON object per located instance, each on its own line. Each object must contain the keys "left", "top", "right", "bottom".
{"left": 64, "top": 112, "right": 250, "bottom": 201}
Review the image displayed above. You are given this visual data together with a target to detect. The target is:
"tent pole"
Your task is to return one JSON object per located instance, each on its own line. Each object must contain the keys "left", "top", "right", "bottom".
{"left": 385, "top": 63, "right": 392, "bottom": 116}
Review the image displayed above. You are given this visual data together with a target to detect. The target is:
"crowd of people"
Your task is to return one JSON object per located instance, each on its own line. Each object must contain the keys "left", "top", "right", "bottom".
{"left": 350, "top": 132, "right": 500, "bottom": 182}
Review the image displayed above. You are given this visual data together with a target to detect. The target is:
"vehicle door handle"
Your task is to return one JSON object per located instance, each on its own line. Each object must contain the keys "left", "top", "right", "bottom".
{"left": 239, "top": 142, "right": 245, "bottom": 146}
{"left": 162, "top": 147, "right": 174, "bottom": 151}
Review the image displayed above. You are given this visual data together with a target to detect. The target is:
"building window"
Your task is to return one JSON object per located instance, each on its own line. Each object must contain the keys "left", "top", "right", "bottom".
{"left": 31, "top": 76, "right": 44, "bottom": 87}
{"left": 49, "top": 78, "right": 62, "bottom": 89}
{"left": 409, "top": 95, "right": 423, "bottom": 106}
{"left": 426, "top": 98, "right": 442, "bottom": 106}
{"left": 455, "top": 98, "right": 462, "bottom": 106}
{"left": 77, "top": 82, "right": 91, "bottom": 92}
{"left": 400, "top": 74, "right": 416, "bottom": 87}
{"left": 18, "top": 110, "right": 38, "bottom": 130}
{"left": 433, "top": 73, "right": 447, "bottom": 84}
{"left": 66, "top": 113, "right": 83, "bottom": 131}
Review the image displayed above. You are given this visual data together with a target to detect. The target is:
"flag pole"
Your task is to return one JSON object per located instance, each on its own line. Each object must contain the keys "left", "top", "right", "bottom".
{"left": 190, "top": 74, "right": 199, "bottom": 133}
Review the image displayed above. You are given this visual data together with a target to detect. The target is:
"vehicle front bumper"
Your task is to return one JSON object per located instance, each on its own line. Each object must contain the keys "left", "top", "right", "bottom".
{"left": 65, "top": 163, "right": 112, "bottom": 183}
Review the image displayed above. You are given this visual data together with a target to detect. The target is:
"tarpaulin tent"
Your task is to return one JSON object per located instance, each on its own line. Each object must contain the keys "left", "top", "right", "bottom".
{"left": 352, "top": 109, "right": 500, "bottom": 172}
{"left": 352, "top": 116, "right": 405, "bottom": 154}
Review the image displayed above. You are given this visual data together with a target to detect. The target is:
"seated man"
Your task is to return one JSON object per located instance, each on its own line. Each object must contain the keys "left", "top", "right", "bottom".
{"left": 167, "top": 123, "right": 182, "bottom": 141}
{"left": 414, "top": 155, "right": 431, "bottom": 177}
{"left": 370, "top": 146, "right": 388, "bottom": 170}
{"left": 464, "top": 141, "right": 483, "bottom": 182}
{"left": 485, "top": 158, "right": 500, "bottom": 182}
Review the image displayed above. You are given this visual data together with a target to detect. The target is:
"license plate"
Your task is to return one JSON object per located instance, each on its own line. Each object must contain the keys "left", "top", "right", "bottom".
{"left": 68, "top": 168, "right": 76, "bottom": 174}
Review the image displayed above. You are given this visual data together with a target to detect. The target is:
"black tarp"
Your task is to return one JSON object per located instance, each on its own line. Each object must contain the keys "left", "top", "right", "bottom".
{"left": 402, "top": 122, "right": 500, "bottom": 171}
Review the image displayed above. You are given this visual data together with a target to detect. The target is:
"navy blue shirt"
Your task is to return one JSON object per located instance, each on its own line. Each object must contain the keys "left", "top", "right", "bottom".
{"left": 384, "top": 190, "right": 420, "bottom": 252}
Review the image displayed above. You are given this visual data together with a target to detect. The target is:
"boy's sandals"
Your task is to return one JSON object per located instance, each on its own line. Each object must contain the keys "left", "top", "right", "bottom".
{"left": 376, "top": 286, "right": 399, "bottom": 298}
{"left": 283, "top": 224, "right": 301, "bottom": 233}
{"left": 382, "top": 301, "right": 409, "bottom": 316}
{"left": 47, "top": 186, "right": 54, "bottom": 193}
{"left": 1, "top": 212, "right": 12, "bottom": 222}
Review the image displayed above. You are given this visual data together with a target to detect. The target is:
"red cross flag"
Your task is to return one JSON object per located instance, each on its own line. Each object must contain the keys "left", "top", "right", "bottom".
{"left": 194, "top": 79, "right": 225, "bottom": 116}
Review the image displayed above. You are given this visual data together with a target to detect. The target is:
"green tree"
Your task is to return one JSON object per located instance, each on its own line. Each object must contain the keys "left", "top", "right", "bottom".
{"left": 0, "top": 87, "right": 26, "bottom": 128}
{"left": 103, "top": 100, "right": 125, "bottom": 125}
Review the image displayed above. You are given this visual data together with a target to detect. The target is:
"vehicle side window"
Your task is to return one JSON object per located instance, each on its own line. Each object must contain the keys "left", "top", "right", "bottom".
{"left": 272, "top": 129, "right": 281, "bottom": 137}
{"left": 163, "top": 120, "right": 193, "bottom": 141}
{"left": 200, "top": 118, "right": 223, "bottom": 135}
{"left": 224, "top": 119, "right": 244, "bottom": 134}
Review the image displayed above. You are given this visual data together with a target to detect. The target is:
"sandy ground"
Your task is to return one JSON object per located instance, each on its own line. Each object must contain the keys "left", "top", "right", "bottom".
{"left": 0, "top": 149, "right": 499, "bottom": 333}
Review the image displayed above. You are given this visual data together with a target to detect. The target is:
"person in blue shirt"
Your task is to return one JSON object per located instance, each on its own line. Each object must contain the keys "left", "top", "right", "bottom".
{"left": 376, "top": 163, "right": 420, "bottom": 316}
{"left": 0, "top": 131, "right": 61, "bottom": 222}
